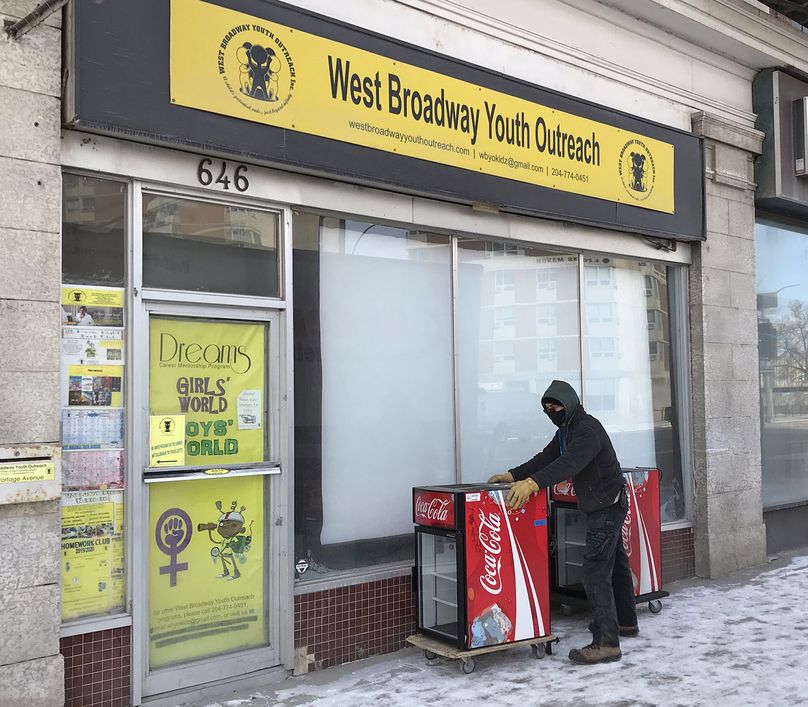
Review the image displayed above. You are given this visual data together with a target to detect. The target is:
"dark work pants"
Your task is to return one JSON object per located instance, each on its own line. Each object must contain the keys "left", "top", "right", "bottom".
{"left": 582, "top": 487, "right": 637, "bottom": 647}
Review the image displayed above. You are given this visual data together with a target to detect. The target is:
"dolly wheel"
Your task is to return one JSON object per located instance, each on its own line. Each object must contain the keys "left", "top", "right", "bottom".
{"left": 649, "top": 600, "right": 663, "bottom": 614}
{"left": 423, "top": 649, "right": 438, "bottom": 661}
{"left": 531, "top": 643, "right": 546, "bottom": 660}
{"left": 460, "top": 658, "right": 476, "bottom": 674}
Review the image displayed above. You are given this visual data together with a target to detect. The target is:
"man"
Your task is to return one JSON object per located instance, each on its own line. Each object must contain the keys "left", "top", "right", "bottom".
{"left": 75, "top": 306, "right": 94, "bottom": 326}
{"left": 488, "top": 379, "right": 637, "bottom": 665}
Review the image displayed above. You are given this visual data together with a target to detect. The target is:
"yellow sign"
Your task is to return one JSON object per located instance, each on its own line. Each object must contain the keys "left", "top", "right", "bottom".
{"left": 61, "top": 285, "right": 124, "bottom": 308}
{"left": 61, "top": 285, "right": 124, "bottom": 327}
{"left": 148, "top": 475, "right": 265, "bottom": 668}
{"left": 61, "top": 490, "right": 125, "bottom": 622}
{"left": 149, "top": 318, "right": 265, "bottom": 465}
{"left": 67, "top": 365, "right": 124, "bottom": 407}
{"left": 170, "top": 0, "right": 674, "bottom": 213}
{"left": 0, "top": 461, "right": 54, "bottom": 484}
{"left": 150, "top": 415, "right": 186, "bottom": 467}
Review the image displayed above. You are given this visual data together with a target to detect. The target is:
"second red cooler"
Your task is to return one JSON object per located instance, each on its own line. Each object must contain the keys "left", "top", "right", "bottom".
{"left": 550, "top": 467, "right": 666, "bottom": 605}
{"left": 413, "top": 484, "right": 551, "bottom": 650}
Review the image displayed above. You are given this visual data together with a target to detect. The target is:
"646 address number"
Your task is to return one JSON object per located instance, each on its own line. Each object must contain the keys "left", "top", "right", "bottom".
{"left": 197, "top": 158, "right": 249, "bottom": 192}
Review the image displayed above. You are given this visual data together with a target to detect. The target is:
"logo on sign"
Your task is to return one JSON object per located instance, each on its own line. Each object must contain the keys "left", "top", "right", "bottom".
{"left": 218, "top": 23, "right": 296, "bottom": 116}
{"left": 155, "top": 508, "right": 193, "bottom": 587}
{"left": 415, "top": 497, "right": 450, "bottom": 522}
{"left": 618, "top": 138, "right": 656, "bottom": 202}
{"left": 478, "top": 509, "right": 503, "bottom": 595}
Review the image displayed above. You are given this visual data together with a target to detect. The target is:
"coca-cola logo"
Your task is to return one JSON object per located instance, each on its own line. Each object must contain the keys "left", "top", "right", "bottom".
{"left": 554, "top": 480, "right": 575, "bottom": 497}
{"left": 415, "top": 497, "right": 450, "bottom": 522}
{"left": 622, "top": 489, "right": 633, "bottom": 558}
{"left": 478, "top": 509, "right": 504, "bottom": 595}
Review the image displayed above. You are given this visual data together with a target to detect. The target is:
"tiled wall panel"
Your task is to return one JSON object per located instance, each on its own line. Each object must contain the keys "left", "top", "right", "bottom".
{"left": 60, "top": 627, "right": 130, "bottom": 707}
{"left": 295, "top": 576, "right": 415, "bottom": 671}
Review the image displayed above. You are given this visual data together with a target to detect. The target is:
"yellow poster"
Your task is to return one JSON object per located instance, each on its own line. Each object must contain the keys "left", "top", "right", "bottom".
{"left": 149, "top": 318, "right": 266, "bottom": 466}
{"left": 61, "top": 284, "right": 124, "bottom": 327}
{"left": 150, "top": 415, "right": 186, "bottom": 467}
{"left": 148, "top": 475, "right": 266, "bottom": 669}
{"left": 67, "top": 365, "right": 124, "bottom": 407}
{"left": 61, "top": 490, "right": 125, "bottom": 622}
{"left": 171, "top": 0, "right": 674, "bottom": 213}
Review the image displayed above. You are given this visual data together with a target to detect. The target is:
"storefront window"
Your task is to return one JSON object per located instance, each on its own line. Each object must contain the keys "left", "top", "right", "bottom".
{"left": 60, "top": 175, "right": 127, "bottom": 622}
{"left": 756, "top": 219, "right": 808, "bottom": 507}
{"left": 293, "top": 215, "right": 689, "bottom": 581}
{"left": 142, "top": 195, "right": 279, "bottom": 297}
{"left": 582, "top": 257, "right": 685, "bottom": 521}
{"left": 457, "top": 243, "right": 581, "bottom": 481}
{"left": 293, "top": 215, "right": 455, "bottom": 580}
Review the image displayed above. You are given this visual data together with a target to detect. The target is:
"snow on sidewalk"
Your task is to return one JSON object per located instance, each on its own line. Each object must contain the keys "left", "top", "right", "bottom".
{"left": 204, "top": 552, "right": 808, "bottom": 707}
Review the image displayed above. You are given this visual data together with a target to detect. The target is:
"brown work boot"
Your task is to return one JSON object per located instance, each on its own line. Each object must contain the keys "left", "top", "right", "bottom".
{"left": 568, "top": 641, "right": 622, "bottom": 665}
{"left": 588, "top": 621, "right": 639, "bottom": 637}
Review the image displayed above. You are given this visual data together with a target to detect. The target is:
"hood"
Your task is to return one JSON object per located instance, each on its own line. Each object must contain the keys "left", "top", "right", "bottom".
{"left": 541, "top": 379, "right": 580, "bottom": 426}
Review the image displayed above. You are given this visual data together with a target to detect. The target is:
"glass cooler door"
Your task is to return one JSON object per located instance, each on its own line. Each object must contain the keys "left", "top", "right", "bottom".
{"left": 417, "top": 529, "right": 461, "bottom": 643}
{"left": 555, "top": 506, "right": 587, "bottom": 592}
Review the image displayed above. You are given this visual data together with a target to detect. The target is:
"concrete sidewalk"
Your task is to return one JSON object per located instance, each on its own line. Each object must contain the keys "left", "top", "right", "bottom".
{"left": 178, "top": 546, "right": 808, "bottom": 707}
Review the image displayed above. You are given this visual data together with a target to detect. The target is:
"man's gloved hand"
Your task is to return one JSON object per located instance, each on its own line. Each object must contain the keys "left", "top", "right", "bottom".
{"left": 487, "top": 472, "right": 514, "bottom": 484}
{"left": 507, "top": 477, "right": 539, "bottom": 510}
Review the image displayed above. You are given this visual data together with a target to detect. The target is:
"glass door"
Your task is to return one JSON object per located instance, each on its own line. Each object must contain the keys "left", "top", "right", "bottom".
{"left": 417, "top": 529, "right": 462, "bottom": 644}
{"left": 555, "top": 506, "right": 586, "bottom": 592}
{"left": 129, "top": 187, "right": 289, "bottom": 701}
{"left": 139, "top": 308, "right": 283, "bottom": 697}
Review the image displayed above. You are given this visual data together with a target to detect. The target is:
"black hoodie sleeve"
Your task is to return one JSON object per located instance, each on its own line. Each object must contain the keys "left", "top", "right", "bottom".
{"left": 528, "top": 419, "right": 602, "bottom": 488}
{"left": 507, "top": 434, "right": 560, "bottom": 481}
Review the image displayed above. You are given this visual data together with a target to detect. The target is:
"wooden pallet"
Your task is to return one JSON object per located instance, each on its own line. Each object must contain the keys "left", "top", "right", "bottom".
{"left": 406, "top": 632, "right": 559, "bottom": 674}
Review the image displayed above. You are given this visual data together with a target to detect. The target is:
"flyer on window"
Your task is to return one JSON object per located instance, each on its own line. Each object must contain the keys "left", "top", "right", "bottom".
{"left": 149, "top": 317, "right": 266, "bottom": 465}
{"left": 61, "top": 285, "right": 124, "bottom": 327}
{"left": 61, "top": 327, "right": 125, "bottom": 366}
{"left": 64, "top": 365, "right": 124, "bottom": 407}
{"left": 61, "top": 489, "right": 125, "bottom": 622}
{"left": 62, "top": 449, "right": 125, "bottom": 490}
{"left": 148, "top": 475, "right": 265, "bottom": 667}
{"left": 61, "top": 408, "right": 126, "bottom": 450}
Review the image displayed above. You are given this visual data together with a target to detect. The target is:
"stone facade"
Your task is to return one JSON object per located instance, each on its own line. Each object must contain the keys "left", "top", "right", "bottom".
{"left": 0, "top": 5, "right": 64, "bottom": 707}
{"left": 690, "top": 112, "right": 767, "bottom": 578}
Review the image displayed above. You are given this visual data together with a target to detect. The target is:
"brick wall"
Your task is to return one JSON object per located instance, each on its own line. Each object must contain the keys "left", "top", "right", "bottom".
{"left": 294, "top": 575, "right": 415, "bottom": 671}
{"left": 61, "top": 627, "right": 131, "bottom": 707}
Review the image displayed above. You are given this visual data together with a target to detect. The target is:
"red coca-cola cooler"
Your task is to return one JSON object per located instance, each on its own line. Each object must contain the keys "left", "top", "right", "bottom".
{"left": 549, "top": 467, "right": 669, "bottom": 611}
{"left": 412, "top": 484, "right": 551, "bottom": 650}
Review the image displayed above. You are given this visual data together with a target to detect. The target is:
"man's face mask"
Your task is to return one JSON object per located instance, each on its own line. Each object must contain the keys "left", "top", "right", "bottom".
{"left": 544, "top": 403, "right": 565, "bottom": 427}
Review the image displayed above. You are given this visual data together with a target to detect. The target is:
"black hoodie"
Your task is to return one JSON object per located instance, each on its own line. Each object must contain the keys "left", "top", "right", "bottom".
{"left": 507, "top": 380, "right": 625, "bottom": 514}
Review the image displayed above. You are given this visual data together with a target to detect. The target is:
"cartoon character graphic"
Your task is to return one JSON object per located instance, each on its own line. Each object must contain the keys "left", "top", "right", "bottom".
{"left": 236, "top": 42, "right": 281, "bottom": 101}
{"left": 197, "top": 500, "right": 253, "bottom": 580}
{"left": 629, "top": 151, "right": 647, "bottom": 192}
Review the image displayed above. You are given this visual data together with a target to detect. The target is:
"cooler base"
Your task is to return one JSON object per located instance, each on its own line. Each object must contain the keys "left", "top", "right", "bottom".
{"left": 551, "top": 588, "right": 671, "bottom": 612}
{"left": 407, "top": 632, "right": 560, "bottom": 674}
